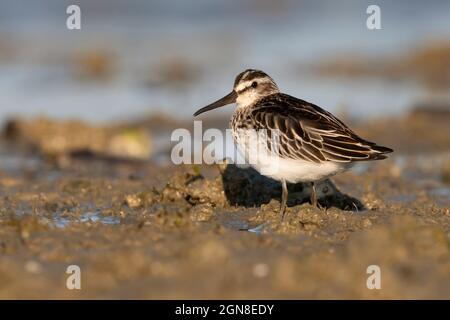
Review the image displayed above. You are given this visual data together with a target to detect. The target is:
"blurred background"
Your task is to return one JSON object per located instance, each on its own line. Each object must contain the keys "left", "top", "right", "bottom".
{"left": 1, "top": 0, "right": 450, "bottom": 124}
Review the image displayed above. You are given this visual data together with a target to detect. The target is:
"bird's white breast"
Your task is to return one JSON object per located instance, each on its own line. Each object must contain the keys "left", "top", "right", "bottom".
{"left": 233, "top": 128, "right": 350, "bottom": 183}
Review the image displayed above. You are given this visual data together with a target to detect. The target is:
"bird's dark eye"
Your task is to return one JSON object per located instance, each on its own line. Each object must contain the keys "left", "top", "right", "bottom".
{"left": 251, "top": 81, "right": 258, "bottom": 88}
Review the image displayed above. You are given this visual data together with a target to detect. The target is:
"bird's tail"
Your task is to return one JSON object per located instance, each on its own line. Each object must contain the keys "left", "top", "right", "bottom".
{"left": 369, "top": 144, "right": 393, "bottom": 160}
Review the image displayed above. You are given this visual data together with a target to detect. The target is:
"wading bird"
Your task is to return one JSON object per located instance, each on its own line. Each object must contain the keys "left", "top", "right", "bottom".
{"left": 194, "top": 69, "right": 393, "bottom": 218}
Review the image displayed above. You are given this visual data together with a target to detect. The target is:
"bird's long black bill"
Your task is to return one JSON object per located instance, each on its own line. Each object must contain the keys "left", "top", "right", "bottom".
{"left": 193, "top": 91, "right": 237, "bottom": 116}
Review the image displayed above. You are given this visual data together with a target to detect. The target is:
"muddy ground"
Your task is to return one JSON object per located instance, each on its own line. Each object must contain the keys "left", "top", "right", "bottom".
{"left": 0, "top": 110, "right": 449, "bottom": 299}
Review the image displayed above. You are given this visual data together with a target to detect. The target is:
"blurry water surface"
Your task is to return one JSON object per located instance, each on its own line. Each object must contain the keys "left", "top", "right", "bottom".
{"left": 1, "top": 0, "right": 450, "bottom": 124}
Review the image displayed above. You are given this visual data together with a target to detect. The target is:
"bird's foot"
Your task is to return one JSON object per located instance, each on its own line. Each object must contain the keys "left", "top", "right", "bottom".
{"left": 280, "top": 204, "right": 287, "bottom": 221}
{"left": 309, "top": 182, "right": 324, "bottom": 210}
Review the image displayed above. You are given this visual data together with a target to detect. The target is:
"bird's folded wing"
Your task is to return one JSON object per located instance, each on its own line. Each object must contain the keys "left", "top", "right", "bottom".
{"left": 250, "top": 95, "right": 391, "bottom": 163}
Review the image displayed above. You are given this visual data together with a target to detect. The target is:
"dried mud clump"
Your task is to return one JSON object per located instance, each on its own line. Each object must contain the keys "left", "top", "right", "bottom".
{"left": 157, "top": 170, "right": 227, "bottom": 207}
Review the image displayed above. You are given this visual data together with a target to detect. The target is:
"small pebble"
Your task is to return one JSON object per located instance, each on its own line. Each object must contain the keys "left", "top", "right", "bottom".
{"left": 24, "top": 260, "right": 42, "bottom": 274}
{"left": 362, "top": 218, "right": 372, "bottom": 228}
{"left": 252, "top": 263, "right": 270, "bottom": 278}
{"left": 125, "top": 194, "right": 142, "bottom": 208}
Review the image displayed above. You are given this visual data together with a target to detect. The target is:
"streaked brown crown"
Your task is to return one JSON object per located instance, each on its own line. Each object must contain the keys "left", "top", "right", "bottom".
{"left": 234, "top": 69, "right": 272, "bottom": 87}
{"left": 232, "top": 69, "right": 279, "bottom": 102}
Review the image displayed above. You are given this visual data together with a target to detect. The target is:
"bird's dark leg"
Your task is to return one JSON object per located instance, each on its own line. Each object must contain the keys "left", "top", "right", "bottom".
{"left": 310, "top": 182, "right": 318, "bottom": 208}
{"left": 280, "top": 179, "right": 288, "bottom": 220}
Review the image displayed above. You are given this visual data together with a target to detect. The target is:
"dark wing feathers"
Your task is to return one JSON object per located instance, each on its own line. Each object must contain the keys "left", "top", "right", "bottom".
{"left": 249, "top": 93, "right": 393, "bottom": 163}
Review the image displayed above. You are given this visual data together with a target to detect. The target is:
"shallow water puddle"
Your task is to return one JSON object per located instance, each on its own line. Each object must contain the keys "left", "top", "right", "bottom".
{"left": 214, "top": 209, "right": 268, "bottom": 233}
{"left": 223, "top": 218, "right": 250, "bottom": 231}
{"left": 0, "top": 151, "right": 40, "bottom": 172}
{"left": 389, "top": 153, "right": 450, "bottom": 203}
{"left": 429, "top": 186, "right": 450, "bottom": 206}
{"left": 387, "top": 194, "right": 417, "bottom": 204}
{"left": 245, "top": 223, "right": 269, "bottom": 234}
{"left": 52, "top": 211, "right": 120, "bottom": 228}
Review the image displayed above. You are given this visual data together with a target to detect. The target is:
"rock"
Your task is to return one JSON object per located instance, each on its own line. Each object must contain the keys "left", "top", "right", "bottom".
{"left": 107, "top": 129, "right": 152, "bottom": 160}
{"left": 2, "top": 118, "right": 152, "bottom": 161}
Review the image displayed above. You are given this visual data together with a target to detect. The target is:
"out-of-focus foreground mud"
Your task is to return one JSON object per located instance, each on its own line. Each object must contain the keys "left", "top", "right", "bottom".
{"left": 0, "top": 108, "right": 449, "bottom": 299}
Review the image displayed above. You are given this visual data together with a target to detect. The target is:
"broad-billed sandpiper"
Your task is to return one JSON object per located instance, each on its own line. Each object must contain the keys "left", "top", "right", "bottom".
{"left": 194, "top": 69, "right": 393, "bottom": 218}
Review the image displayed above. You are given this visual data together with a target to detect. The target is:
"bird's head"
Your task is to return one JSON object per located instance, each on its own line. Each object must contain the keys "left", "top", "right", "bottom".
{"left": 193, "top": 69, "right": 279, "bottom": 116}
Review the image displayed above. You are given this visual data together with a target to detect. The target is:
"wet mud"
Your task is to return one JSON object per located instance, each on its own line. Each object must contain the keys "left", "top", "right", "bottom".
{"left": 0, "top": 109, "right": 449, "bottom": 299}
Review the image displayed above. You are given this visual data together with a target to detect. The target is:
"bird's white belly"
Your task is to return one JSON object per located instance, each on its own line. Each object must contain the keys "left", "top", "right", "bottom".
{"left": 255, "top": 156, "right": 346, "bottom": 183}
{"left": 234, "top": 129, "right": 349, "bottom": 183}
